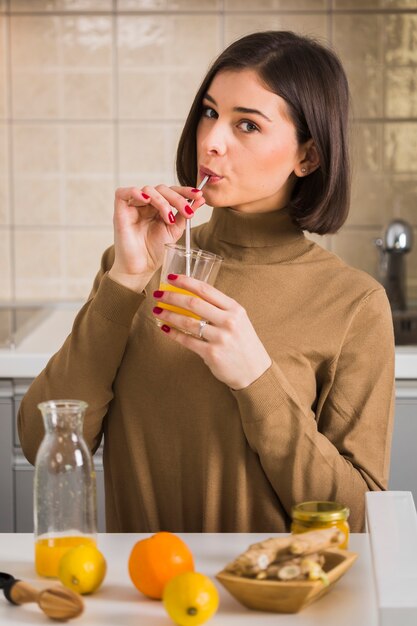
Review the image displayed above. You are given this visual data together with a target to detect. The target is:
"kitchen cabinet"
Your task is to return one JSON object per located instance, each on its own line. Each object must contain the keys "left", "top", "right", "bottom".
{"left": 1, "top": 378, "right": 417, "bottom": 533}
{"left": 388, "top": 381, "right": 417, "bottom": 502}
{"left": 0, "top": 379, "right": 105, "bottom": 533}
{"left": 0, "top": 381, "right": 13, "bottom": 531}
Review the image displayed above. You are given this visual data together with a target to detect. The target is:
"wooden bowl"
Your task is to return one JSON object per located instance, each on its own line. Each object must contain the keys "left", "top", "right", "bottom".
{"left": 216, "top": 548, "right": 358, "bottom": 614}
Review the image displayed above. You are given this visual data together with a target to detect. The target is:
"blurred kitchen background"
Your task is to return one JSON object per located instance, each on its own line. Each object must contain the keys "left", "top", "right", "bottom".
{"left": 0, "top": 0, "right": 416, "bottom": 302}
{"left": 2, "top": 0, "right": 417, "bottom": 534}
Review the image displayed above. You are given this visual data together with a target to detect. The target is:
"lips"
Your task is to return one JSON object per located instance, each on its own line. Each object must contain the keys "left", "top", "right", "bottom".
{"left": 200, "top": 165, "right": 222, "bottom": 179}
{"left": 199, "top": 165, "right": 223, "bottom": 184}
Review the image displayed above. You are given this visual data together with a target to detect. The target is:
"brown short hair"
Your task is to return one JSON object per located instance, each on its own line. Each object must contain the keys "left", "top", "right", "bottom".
{"left": 176, "top": 31, "right": 351, "bottom": 235}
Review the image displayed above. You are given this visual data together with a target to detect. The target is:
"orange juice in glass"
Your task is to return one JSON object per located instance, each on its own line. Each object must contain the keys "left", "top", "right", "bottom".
{"left": 156, "top": 244, "right": 222, "bottom": 330}
{"left": 35, "top": 534, "right": 96, "bottom": 578}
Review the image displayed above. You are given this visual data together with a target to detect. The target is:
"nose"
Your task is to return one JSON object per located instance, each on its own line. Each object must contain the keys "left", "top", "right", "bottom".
{"left": 200, "top": 120, "right": 227, "bottom": 157}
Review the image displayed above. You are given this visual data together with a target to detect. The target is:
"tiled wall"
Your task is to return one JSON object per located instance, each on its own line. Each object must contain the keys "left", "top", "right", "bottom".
{"left": 0, "top": 0, "right": 416, "bottom": 302}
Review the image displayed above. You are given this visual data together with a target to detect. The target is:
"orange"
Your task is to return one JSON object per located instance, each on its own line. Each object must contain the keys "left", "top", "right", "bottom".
{"left": 128, "top": 532, "right": 195, "bottom": 599}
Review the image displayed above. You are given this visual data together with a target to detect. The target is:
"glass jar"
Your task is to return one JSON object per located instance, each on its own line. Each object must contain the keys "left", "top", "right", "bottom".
{"left": 34, "top": 400, "right": 97, "bottom": 578}
{"left": 291, "top": 501, "right": 350, "bottom": 549}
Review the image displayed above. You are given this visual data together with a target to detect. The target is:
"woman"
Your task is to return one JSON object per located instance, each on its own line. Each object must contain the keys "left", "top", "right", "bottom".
{"left": 18, "top": 31, "right": 395, "bottom": 533}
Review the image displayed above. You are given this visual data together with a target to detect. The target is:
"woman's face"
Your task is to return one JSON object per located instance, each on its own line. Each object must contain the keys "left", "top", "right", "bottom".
{"left": 196, "top": 69, "right": 307, "bottom": 213}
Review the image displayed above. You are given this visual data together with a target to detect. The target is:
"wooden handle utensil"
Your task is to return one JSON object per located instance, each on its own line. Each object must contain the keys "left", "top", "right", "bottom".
{"left": 0, "top": 572, "right": 84, "bottom": 621}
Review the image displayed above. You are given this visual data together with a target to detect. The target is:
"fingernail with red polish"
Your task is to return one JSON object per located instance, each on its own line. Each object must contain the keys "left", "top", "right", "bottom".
{"left": 142, "top": 192, "right": 150, "bottom": 200}
{"left": 153, "top": 306, "right": 163, "bottom": 315}
{"left": 168, "top": 211, "right": 175, "bottom": 224}
{"left": 191, "top": 188, "right": 200, "bottom": 193}
{"left": 168, "top": 274, "right": 178, "bottom": 280}
{"left": 153, "top": 290, "right": 164, "bottom": 298}
{"left": 161, "top": 324, "right": 170, "bottom": 333}
{"left": 185, "top": 205, "right": 194, "bottom": 216}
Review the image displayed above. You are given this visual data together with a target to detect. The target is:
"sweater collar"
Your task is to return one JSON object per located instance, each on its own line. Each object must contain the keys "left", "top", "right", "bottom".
{"left": 195, "top": 206, "right": 311, "bottom": 263}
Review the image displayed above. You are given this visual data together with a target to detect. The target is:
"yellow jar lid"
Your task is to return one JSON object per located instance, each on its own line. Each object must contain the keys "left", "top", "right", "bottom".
{"left": 292, "top": 501, "right": 350, "bottom": 523}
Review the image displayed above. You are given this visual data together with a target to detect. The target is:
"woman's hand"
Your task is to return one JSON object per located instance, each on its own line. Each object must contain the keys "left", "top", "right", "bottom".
{"left": 152, "top": 274, "right": 272, "bottom": 390}
{"left": 108, "top": 184, "right": 206, "bottom": 292}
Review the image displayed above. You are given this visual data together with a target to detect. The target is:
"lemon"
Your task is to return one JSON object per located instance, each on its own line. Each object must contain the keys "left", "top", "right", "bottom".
{"left": 58, "top": 544, "right": 106, "bottom": 595}
{"left": 163, "top": 572, "right": 219, "bottom": 626}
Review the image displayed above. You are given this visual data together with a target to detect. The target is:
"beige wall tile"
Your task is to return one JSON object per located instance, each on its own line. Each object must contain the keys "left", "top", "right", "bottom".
{"left": 118, "top": 14, "right": 221, "bottom": 68}
{"left": 385, "top": 14, "right": 417, "bottom": 66}
{"left": 65, "top": 228, "right": 112, "bottom": 282}
{"left": 0, "top": 18, "right": 7, "bottom": 120}
{"left": 118, "top": 0, "right": 221, "bottom": 9}
{"left": 346, "top": 64, "right": 384, "bottom": 119}
{"left": 407, "top": 229, "right": 417, "bottom": 304}
{"left": 191, "top": 203, "right": 213, "bottom": 227}
{"left": 119, "top": 123, "right": 171, "bottom": 179}
{"left": 4, "top": 1, "right": 417, "bottom": 302}
{"left": 13, "top": 125, "right": 62, "bottom": 227}
{"left": 167, "top": 67, "right": 210, "bottom": 120}
{"left": 387, "top": 176, "right": 417, "bottom": 225}
{"left": 119, "top": 66, "right": 211, "bottom": 120}
{"left": 14, "top": 229, "right": 62, "bottom": 286}
{"left": 14, "top": 179, "right": 62, "bottom": 226}
{"left": 0, "top": 125, "right": 9, "bottom": 225}
{"left": 0, "top": 230, "right": 11, "bottom": 300}
{"left": 384, "top": 123, "right": 417, "bottom": 172}
{"left": 333, "top": 14, "right": 382, "bottom": 66}
{"left": 13, "top": 125, "right": 61, "bottom": 175}
{"left": 64, "top": 125, "right": 113, "bottom": 175}
{"left": 347, "top": 173, "right": 392, "bottom": 228}
{"left": 225, "top": 0, "right": 326, "bottom": 8}
{"left": 334, "top": 0, "right": 417, "bottom": 7}
{"left": 10, "top": 0, "right": 112, "bottom": 11}
{"left": 119, "top": 70, "right": 167, "bottom": 120}
{"left": 225, "top": 14, "right": 328, "bottom": 45}
{"left": 351, "top": 123, "right": 383, "bottom": 173}
{"left": 332, "top": 228, "right": 381, "bottom": 280}
{"left": 63, "top": 72, "right": 112, "bottom": 119}
{"left": 117, "top": 16, "right": 166, "bottom": 68}
{"left": 11, "top": 16, "right": 112, "bottom": 120}
{"left": 64, "top": 178, "right": 114, "bottom": 226}
{"left": 117, "top": 173, "right": 176, "bottom": 191}
{"left": 304, "top": 231, "right": 332, "bottom": 251}
{"left": 386, "top": 67, "right": 417, "bottom": 117}
{"left": 60, "top": 16, "right": 112, "bottom": 68}
{"left": 11, "top": 16, "right": 60, "bottom": 68}
{"left": 12, "top": 72, "right": 61, "bottom": 119}
{"left": 117, "top": 15, "right": 221, "bottom": 120}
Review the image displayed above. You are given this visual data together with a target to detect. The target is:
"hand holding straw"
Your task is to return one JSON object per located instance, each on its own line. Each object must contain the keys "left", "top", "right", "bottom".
{"left": 185, "top": 175, "right": 210, "bottom": 276}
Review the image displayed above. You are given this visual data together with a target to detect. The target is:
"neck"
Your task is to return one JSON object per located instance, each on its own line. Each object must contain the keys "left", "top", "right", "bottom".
{"left": 194, "top": 206, "right": 312, "bottom": 264}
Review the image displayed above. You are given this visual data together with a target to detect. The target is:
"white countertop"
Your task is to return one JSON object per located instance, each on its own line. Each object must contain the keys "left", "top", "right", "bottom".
{"left": 0, "top": 533, "right": 376, "bottom": 625}
{"left": 0, "top": 308, "right": 416, "bottom": 380}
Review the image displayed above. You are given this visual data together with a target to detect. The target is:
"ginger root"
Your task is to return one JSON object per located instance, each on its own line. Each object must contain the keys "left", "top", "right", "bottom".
{"left": 225, "top": 528, "right": 342, "bottom": 583}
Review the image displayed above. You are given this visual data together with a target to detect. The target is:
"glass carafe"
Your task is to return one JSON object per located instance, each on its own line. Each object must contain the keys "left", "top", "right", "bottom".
{"left": 34, "top": 400, "right": 97, "bottom": 577}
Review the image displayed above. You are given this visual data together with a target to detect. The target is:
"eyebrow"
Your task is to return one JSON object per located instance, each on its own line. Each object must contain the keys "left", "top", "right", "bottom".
{"left": 203, "top": 93, "right": 273, "bottom": 123}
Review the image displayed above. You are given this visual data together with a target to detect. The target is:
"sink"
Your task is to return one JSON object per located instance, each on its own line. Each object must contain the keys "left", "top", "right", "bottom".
{"left": 392, "top": 310, "right": 417, "bottom": 345}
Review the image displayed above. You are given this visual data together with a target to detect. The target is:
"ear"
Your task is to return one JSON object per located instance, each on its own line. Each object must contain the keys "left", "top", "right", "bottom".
{"left": 294, "top": 139, "right": 320, "bottom": 177}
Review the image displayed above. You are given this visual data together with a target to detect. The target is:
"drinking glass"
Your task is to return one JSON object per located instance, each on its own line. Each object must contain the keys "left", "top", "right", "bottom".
{"left": 155, "top": 243, "right": 223, "bottom": 330}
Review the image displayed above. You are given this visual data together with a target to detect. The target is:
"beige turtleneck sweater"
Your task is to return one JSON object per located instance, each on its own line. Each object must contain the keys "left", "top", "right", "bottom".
{"left": 18, "top": 207, "right": 395, "bottom": 533}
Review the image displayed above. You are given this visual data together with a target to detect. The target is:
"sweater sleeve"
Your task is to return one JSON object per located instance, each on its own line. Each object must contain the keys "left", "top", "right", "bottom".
{"left": 18, "top": 246, "right": 146, "bottom": 464}
{"left": 231, "top": 287, "right": 395, "bottom": 532}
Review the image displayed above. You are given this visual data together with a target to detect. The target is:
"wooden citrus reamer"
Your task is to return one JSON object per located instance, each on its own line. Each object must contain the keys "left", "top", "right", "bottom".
{"left": 0, "top": 571, "right": 84, "bottom": 621}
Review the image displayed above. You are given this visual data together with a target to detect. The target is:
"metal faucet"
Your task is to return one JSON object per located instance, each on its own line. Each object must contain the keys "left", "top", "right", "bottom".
{"left": 375, "top": 219, "right": 413, "bottom": 311}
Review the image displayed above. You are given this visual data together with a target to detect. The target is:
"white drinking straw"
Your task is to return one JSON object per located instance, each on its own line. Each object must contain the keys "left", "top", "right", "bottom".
{"left": 185, "top": 174, "right": 210, "bottom": 276}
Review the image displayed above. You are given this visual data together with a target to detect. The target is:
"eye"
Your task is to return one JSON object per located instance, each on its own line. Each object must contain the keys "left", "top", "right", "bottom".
{"left": 202, "top": 106, "right": 218, "bottom": 119}
{"left": 238, "top": 120, "right": 260, "bottom": 133}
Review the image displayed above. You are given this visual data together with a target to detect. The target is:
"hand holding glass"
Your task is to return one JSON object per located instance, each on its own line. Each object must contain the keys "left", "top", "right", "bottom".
{"left": 155, "top": 244, "right": 222, "bottom": 331}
